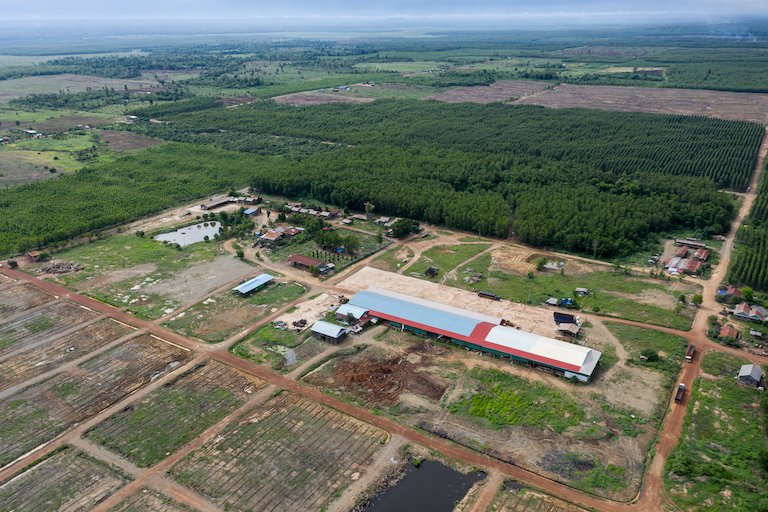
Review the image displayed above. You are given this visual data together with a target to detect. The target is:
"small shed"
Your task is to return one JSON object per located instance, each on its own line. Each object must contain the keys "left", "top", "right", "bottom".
{"left": 557, "top": 323, "right": 580, "bottom": 336}
{"left": 738, "top": 364, "right": 762, "bottom": 386}
{"left": 575, "top": 288, "right": 589, "bottom": 297}
{"left": 544, "top": 297, "right": 558, "bottom": 307}
{"left": 232, "top": 274, "right": 273, "bottom": 295}
{"left": 750, "top": 329, "right": 763, "bottom": 338}
{"left": 243, "top": 207, "right": 261, "bottom": 216}
{"left": 336, "top": 303, "right": 368, "bottom": 324}
{"left": 311, "top": 320, "right": 347, "bottom": 343}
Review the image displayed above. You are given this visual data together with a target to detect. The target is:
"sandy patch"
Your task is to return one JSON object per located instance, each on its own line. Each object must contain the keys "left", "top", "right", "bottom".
{"left": 143, "top": 255, "right": 254, "bottom": 302}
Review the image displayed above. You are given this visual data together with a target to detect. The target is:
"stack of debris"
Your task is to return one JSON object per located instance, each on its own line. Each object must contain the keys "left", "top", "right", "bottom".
{"left": 38, "top": 262, "right": 83, "bottom": 274}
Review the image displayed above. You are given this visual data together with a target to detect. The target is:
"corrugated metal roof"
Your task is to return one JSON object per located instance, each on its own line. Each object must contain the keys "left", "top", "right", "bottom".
{"left": 311, "top": 320, "right": 347, "bottom": 338}
{"left": 348, "top": 288, "right": 601, "bottom": 377}
{"left": 739, "top": 364, "right": 761, "bottom": 380}
{"left": 232, "top": 274, "right": 274, "bottom": 294}
{"left": 336, "top": 303, "right": 368, "bottom": 320}
{"left": 349, "top": 289, "right": 499, "bottom": 338}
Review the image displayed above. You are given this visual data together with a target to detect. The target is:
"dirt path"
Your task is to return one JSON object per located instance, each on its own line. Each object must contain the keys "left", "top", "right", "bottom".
{"left": 470, "top": 471, "right": 504, "bottom": 512}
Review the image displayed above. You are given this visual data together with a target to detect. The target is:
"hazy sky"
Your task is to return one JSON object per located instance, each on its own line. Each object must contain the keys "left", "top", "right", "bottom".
{"left": 2, "top": 0, "right": 767, "bottom": 22}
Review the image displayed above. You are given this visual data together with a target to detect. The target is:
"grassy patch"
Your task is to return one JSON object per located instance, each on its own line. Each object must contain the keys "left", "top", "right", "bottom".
{"left": 371, "top": 244, "right": 413, "bottom": 272}
{"left": 606, "top": 324, "right": 688, "bottom": 383}
{"left": 408, "top": 243, "right": 490, "bottom": 276}
{"left": 165, "top": 282, "right": 305, "bottom": 343}
{"left": 449, "top": 367, "right": 585, "bottom": 433}
{"left": 231, "top": 324, "right": 307, "bottom": 368}
{"left": 665, "top": 376, "right": 768, "bottom": 511}
{"left": 450, "top": 253, "right": 696, "bottom": 330}
{"left": 701, "top": 351, "right": 751, "bottom": 377}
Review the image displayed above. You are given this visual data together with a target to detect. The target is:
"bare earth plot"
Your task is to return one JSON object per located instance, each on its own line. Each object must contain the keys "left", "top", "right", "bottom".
{"left": 86, "top": 360, "right": 264, "bottom": 467}
{"left": 97, "top": 130, "right": 165, "bottom": 152}
{"left": 0, "top": 300, "right": 101, "bottom": 357}
{"left": 0, "top": 74, "right": 162, "bottom": 102}
{"left": 0, "top": 318, "right": 135, "bottom": 391}
{"left": 272, "top": 91, "right": 375, "bottom": 106}
{"left": 0, "top": 333, "right": 192, "bottom": 468}
{"left": 34, "top": 114, "right": 114, "bottom": 132}
{"left": 488, "top": 481, "right": 588, "bottom": 511}
{"left": 514, "top": 84, "right": 768, "bottom": 123}
{"left": 427, "top": 80, "right": 552, "bottom": 104}
{"left": 170, "top": 392, "right": 388, "bottom": 512}
{"left": 109, "top": 488, "right": 195, "bottom": 512}
{"left": 0, "top": 282, "right": 53, "bottom": 316}
{"left": 0, "top": 446, "right": 131, "bottom": 512}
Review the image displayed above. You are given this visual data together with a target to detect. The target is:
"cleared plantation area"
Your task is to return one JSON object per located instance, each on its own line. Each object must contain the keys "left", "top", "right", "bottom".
{"left": 171, "top": 392, "right": 388, "bottom": 512}
{"left": 0, "top": 300, "right": 101, "bottom": 356}
{"left": 0, "top": 334, "right": 192, "bottom": 468}
{"left": 164, "top": 281, "right": 306, "bottom": 343}
{"left": 0, "top": 318, "right": 135, "bottom": 391}
{"left": 86, "top": 360, "right": 264, "bottom": 467}
{"left": 489, "top": 481, "right": 588, "bottom": 511}
{"left": 0, "top": 282, "right": 53, "bottom": 316}
{"left": 109, "top": 488, "right": 195, "bottom": 512}
{"left": 0, "top": 446, "right": 131, "bottom": 512}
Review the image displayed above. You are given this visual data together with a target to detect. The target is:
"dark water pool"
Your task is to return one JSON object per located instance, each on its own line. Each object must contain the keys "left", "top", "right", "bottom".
{"left": 365, "top": 459, "right": 485, "bottom": 512}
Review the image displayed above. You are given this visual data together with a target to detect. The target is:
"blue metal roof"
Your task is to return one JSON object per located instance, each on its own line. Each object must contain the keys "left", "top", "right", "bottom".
{"left": 244, "top": 208, "right": 258, "bottom": 215}
{"left": 233, "top": 273, "right": 274, "bottom": 294}
{"left": 348, "top": 289, "right": 487, "bottom": 337}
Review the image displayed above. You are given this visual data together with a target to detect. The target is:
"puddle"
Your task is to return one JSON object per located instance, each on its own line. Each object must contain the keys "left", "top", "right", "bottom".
{"left": 154, "top": 222, "right": 222, "bottom": 247}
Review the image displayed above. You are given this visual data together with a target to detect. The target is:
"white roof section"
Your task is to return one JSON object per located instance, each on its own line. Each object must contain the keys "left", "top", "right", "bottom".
{"left": 366, "top": 287, "right": 500, "bottom": 325}
{"left": 336, "top": 303, "right": 368, "bottom": 320}
{"left": 232, "top": 273, "right": 274, "bottom": 294}
{"left": 311, "top": 320, "right": 347, "bottom": 338}
{"left": 485, "top": 325, "right": 601, "bottom": 377}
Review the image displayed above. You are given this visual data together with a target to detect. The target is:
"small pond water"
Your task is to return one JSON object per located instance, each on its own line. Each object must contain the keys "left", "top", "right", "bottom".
{"left": 365, "top": 459, "right": 485, "bottom": 512}
{"left": 154, "top": 222, "right": 222, "bottom": 247}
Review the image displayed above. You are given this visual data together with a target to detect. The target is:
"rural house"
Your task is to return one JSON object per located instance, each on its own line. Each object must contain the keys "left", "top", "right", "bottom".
{"left": 310, "top": 320, "right": 347, "bottom": 343}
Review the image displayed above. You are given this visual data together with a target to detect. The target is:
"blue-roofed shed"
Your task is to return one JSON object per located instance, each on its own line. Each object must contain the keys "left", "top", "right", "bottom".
{"left": 233, "top": 273, "right": 274, "bottom": 295}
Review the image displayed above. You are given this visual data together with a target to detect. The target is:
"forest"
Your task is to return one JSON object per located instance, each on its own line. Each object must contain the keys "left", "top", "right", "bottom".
{"left": 143, "top": 100, "right": 763, "bottom": 190}
{"left": 728, "top": 166, "right": 768, "bottom": 291}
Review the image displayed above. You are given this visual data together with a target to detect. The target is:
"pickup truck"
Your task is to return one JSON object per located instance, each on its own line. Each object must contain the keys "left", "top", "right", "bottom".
{"left": 674, "top": 383, "right": 686, "bottom": 403}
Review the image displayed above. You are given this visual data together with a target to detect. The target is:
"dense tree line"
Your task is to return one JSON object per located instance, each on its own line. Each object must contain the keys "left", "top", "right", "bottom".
{"left": 9, "top": 84, "right": 189, "bottom": 110}
{"left": 728, "top": 167, "right": 768, "bottom": 291}
{"left": 155, "top": 100, "right": 764, "bottom": 190}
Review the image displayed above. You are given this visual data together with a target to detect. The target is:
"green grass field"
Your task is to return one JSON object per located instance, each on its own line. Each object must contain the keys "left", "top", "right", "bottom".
{"left": 606, "top": 324, "right": 688, "bottom": 383}
{"left": 700, "top": 351, "right": 751, "bottom": 376}
{"left": 449, "top": 253, "right": 696, "bottom": 330}
{"left": 353, "top": 61, "right": 448, "bottom": 73}
{"left": 231, "top": 324, "right": 308, "bottom": 369}
{"left": 408, "top": 243, "right": 490, "bottom": 276}
{"left": 665, "top": 368, "right": 768, "bottom": 511}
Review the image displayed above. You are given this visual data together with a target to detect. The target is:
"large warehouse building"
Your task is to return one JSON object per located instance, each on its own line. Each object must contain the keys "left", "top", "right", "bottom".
{"left": 348, "top": 288, "right": 601, "bottom": 382}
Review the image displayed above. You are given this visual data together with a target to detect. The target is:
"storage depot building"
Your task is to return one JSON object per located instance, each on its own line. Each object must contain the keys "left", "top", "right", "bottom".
{"left": 348, "top": 288, "right": 601, "bottom": 382}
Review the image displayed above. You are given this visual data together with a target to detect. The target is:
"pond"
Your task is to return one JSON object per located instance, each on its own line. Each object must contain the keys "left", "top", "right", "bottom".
{"left": 365, "top": 459, "right": 485, "bottom": 511}
{"left": 154, "top": 222, "right": 222, "bottom": 247}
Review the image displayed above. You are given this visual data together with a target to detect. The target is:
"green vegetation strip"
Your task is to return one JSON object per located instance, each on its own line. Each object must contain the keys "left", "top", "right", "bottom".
{"left": 449, "top": 367, "right": 585, "bottom": 433}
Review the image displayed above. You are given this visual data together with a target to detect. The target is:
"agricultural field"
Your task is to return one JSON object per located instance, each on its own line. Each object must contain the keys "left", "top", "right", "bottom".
{"left": 0, "top": 282, "right": 53, "bottom": 316}
{"left": 0, "top": 74, "right": 162, "bottom": 102}
{"left": 449, "top": 249, "right": 699, "bottom": 330}
{"left": 0, "top": 299, "right": 101, "bottom": 356}
{"left": 164, "top": 281, "right": 306, "bottom": 343}
{"left": 370, "top": 244, "right": 414, "bottom": 272}
{"left": 0, "top": 318, "right": 135, "bottom": 391}
{"left": 109, "top": 488, "right": 195, "bottom": 512}
{"left": 427, "top": 80, "right": 552, "bottom": 103}
{"left": 304, "top": 327, "right": 655, "bottom": 500}
{"left": 728, "top": 166, "right": 768, "bottom": 291}
{"left": 406, "top": 243, "right": 491, "bottom": 277}
{"left": 488, "top": 481, "right": 588, "bottom": 512}
{"left": 0, "top": 446, "right": 131, "bottom": 512}
{"left": 665, "top": 352, "right": 768, "bottom": 511}
{"left": 514, "top": 84, "right": 768, "bottom": 124}
{"left": 170, "top": 392, "right": 388, "bottom": 512}
{"left": 353, "top": 61, "right": 448, "bottom": 73}
{"left": 86, "top": 360, "right": 263, "bottom": 467}
{"left": 0, "top": 333, "right": 192, "bottom": 467}
{"left": 272, "top": 91, "right": 375, "bottom": 106}
{"left": 39, "top": 233, "right": 254, "bottom": 320}
{"left": 96, "top": 129, "right": 165, "bottom": 152}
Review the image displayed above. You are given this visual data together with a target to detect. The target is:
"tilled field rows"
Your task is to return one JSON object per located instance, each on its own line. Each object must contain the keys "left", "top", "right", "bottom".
{"left": 86, "top": 359, "right": 264, "bottom": 467}
{"left": 0, "top": 318, "right": 135, "bottom": 391}
{"left": 0, "top": 334, "right": 192, "bottom": 468}
{"left": 0, "top": 446, "right": 131, "bottom": 512}
{"left": 491, "top": 484, "right": 588, "bottom": 512}
{"left": 0, "top": 283, "right": 53, "bottom": 316}
{"left": 109, "top": 488, "right": 195, "bottom": 512}
{"left": 171, "top": 392, "right": 388, "bottom": 512}
{"left": 0, "top": 300, "right": 101, "bottom": 357}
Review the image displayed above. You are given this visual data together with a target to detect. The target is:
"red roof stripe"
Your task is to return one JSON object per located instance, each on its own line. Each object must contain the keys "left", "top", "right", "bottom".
{"left": 369, "top": 310, "right": 583, "bottom": 373}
